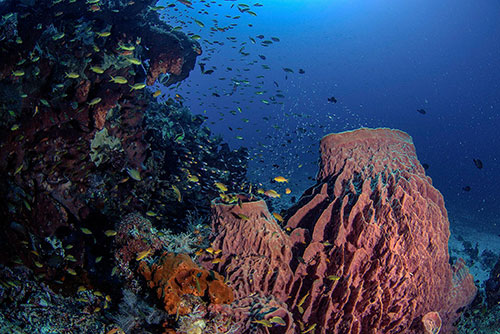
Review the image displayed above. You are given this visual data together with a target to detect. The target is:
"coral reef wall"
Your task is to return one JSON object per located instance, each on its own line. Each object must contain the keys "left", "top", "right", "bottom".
{"left": 205, "top": 128, "right": 477, "bottom": 334}
{"left": 0, "top": 0, "right": 248, "bottom": 293}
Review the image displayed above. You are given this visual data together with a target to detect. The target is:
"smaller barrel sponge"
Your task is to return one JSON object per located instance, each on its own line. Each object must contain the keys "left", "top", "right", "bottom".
{"left": 138, "top": 252, "right": 234, "bottom": 315}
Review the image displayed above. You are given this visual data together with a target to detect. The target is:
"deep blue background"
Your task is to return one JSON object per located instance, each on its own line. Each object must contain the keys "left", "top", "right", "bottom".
{"left": 159, "top": 0, "right": 500, "bottom": 233}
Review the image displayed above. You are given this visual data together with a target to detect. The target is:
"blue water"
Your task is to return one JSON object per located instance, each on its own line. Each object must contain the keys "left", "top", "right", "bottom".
{"left": 160, "top": 0, "right": 500, "bottom": 234}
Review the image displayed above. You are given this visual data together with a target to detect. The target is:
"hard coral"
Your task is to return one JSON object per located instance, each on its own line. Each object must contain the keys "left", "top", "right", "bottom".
{"left": 138, "top": 252, "right": 233, "bottom": 315}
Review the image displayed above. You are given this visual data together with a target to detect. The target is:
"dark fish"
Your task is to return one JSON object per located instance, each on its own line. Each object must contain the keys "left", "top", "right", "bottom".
{"left": 282, "top": 67, "right": 294, "bottom": 73}
{"left": 298, "top": 68, "right": 305, "bottom": 74}
{"left": 328, "top": 96, "right": 337, "bottom": 103}
{"left": 273, "top": 81, "right": 279, "bottom": 87}
{"left": 199, "top": 62, "right": 206, "bottom": 72}
{"left": 228, "top": 83, "right": 238, "bottom": 96}
{"left": 256, "top": 34, "right": 264, "bottom": 39}
{"left": 473, "top": 159, "right": 483, "bottom": 169}
{"left": 422, "top": 163, "right": 429, "bottom": 170}
{"left": 272, "top": 164, "right": 280, "bottom": 168}
{"left": 258, "top": 55, "right": 266, "bottom": 60}
{"left": 271, "top": 37, "right": 280, "bottom": 42}
{"left": 462, "top": 186, "right": 471, "bottom": 192}
{"left": 203, "top": 69, "right": 214, "bottom": 75}
{"left": 212, "top": 92, "right": 220, "bottom": 97}
{"left": 417, "top": 109, "right": 426, "bottom": 115}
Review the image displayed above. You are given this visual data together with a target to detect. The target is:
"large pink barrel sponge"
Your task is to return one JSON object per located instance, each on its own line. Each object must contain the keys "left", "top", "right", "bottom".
{"left": 285, "top": 128, "right": 476, "bottom": 333}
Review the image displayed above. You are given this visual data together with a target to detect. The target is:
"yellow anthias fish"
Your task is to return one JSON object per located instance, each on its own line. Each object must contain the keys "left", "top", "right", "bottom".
{"left": 14, "top": 163, "right": 24, "bottom": 175}
{"left": 129, "top": 83, "right": 146, "bottom": 91}
{"left": 117, "top": 43, "right": 135, "bottom": 51}
{"left": 272, "top": 212, "right": 284, "bottom": 223}
{"left": 236, "top": 213, "right": 250, "bottom": 220}
{"left": 297, "top": 291, "right": 309, "bottom": 307}
{"left": 90, "top": 66, "right": 105, "bottom": 74}
{"left": 264, "top": 189, "right": 280, "bottom": 198}
{"left": 80, "top": 227, "right": 93, "bottom": 235}
{"left": 153, "top": 90, "right": 162, "bottom": 97}
{"left": 187, "top": 174, "right": 199, "bottom": 182}
{"left": 220, "top": 193, "right": 238, "bottom": 204}
{"left": 104, "top": 230, "right": 117, "bottom": 237}
{"left": 273, "top": 176, "right": 288, "bottom": 183}
{"left": 285, "top": 188, "right": 292, "bottom": 194}
{"left": 252, "top": 319, "right": 272, "bottom": 327}
{"left": 303, "top": 323, "right": 317, "bottom": 333}
{"left": 214, "top": 182, "right": 228, "bottom": 192}
{"left": 109, "top": 75, "right": 128, "bottom": 84}
{"left": 12, "top": 70, "right": 25, "bottom": 77}
{"left": 52, "top": 32, "right": 65, "bottom": 40}
{"left": 171, "top": 185, "right": 182, "bottom": 202}
{"left": 125, "top": 57, "right": 142, "bottom": 65}
{"left": 136, "top": 249, "right": 152, "bottom": 261}
{"left": 87, "top": 97, "right": 102, "bottom": 106}
{"left": 269, "top": 316, "right": 286, "bottom": 326}
{"left": 96, "top": 31, "right": 111, "bottom": 37}
{"left": 127, "top": 168, "right": 141, "bottom": 181}
{"left": 66, "top": 268, "right": 77, "bottom": 276}
{"left": 65, "top": 72, "right": 80, "bottom": 78}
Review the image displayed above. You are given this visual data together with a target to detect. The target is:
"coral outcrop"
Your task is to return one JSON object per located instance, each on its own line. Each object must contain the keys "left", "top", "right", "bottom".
{"left": 204, "top": 128, "right": 477, "bottom": 334}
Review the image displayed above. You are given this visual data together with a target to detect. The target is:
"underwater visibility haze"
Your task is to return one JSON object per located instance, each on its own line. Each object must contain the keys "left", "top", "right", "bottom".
{"left": 0, "top": 0, "right": 499, "bottom": 333}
